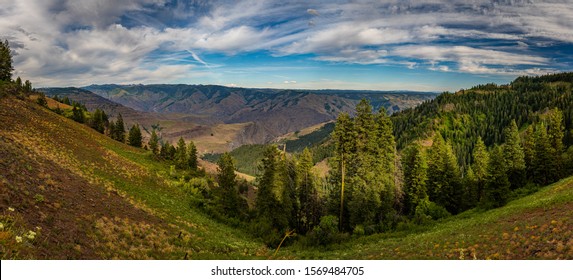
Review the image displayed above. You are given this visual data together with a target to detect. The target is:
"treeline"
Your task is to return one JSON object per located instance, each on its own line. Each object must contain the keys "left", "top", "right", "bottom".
{"left": 48, "top": 95, "right": 147, "bottom": 148}
{"left": 392, "top": 73, "right": 573, "bottom": 168}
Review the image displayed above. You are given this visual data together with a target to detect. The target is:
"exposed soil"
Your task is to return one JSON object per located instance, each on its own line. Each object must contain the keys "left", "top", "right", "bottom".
{"left": 0, "top": 97, "right": 169, "bottom": 259}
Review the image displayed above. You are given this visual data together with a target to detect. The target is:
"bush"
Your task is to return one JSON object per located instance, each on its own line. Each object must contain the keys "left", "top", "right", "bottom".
{"left": 306, "top": 215, "right": 347, "bottom": 247}
{"left": 250, "top": 218, "right": 283, "bottom": 248}
{"left": 353, "top": 225, "right": 365, "bottom": 236}
{"left": 414, "top": 199, "right": 451, "bottom": 223}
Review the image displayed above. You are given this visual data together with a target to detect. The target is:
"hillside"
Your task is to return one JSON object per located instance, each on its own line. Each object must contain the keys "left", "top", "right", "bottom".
{"left": 39, "top": 87, "right": 265, "bottom": 154}
{"left": 83, "top": 84, "right": 435, "bottom": 144}
{"left": 0, "top": 95, "right": 265, "bottom": 259}
{"left": 392, "top": 74, "right": 573, "bottom": 166}
{"left": 279, "top": 175, "right": 573, "bottom": 259}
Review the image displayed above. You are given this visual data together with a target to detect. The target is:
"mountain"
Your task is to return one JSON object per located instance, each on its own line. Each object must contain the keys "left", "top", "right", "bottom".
{"left": 83, "top": 84, "right": 436, "bottom": 144}
{"left": 39, "top": 87, "right": 262, "bottom": 154}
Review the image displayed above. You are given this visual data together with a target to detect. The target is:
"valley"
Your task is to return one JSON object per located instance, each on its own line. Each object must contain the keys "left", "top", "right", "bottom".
{"left": 41, "top": 85, "right": 435, "bottom": 154}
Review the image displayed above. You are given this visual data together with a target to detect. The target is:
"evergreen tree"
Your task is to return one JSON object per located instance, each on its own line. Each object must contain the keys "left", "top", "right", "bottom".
{"left": 148, "top": 129, "right": 160, "bottom": 156}
{"left": 483, "top": 145, "right": 510, "bottom": 208}
{"left": 216, "top": 152, "right": 240, "bottom": 216}
{"left": 547, "top": 108, "right": 565, "bottom": 180}
{"left": 463, "top": 165, "right": 478, "bottom": 209}
{"left": 427, "top": 133, "right": 462, "bottom": 214}
{"left": 113, "top": 113, "right": 126, "bottom": 143}
{"left": 175, "top": 137, "right": 188, "bottom": 169}
{"left": 503, "top": 120, "right": 526, "bottom": 189}
{"left": 71, "top": 106, "right": 85, "bottom": 123}
{"left": 23, "top": 80, "right": 32, "bottom": 92}
{"left": 402, "top": 143, "right": 428, "bottom": 216}
{"left": 532, "top": 123, "right": 553, "bottom": 185}
{"left": 472, "top": 137, "right": 489, "bottom": 203}
{"left": 108, "top": 121, "right": 116, "bottom": 138}
{"left": 0, "top": 40, "right": 13, "bottom": 81}
{"left": 522, "top": 125, "right": 536, "bottom": 178}
{"left": 329, "top": 112, "right": 355, "bottom": 231}
{"left": 297, "top": 148, "right": 320, "bottom": 234}
{"left": 128, "top": 124, "right": 143, "bottom": 148}
{"left": 280, "top": 156, "right": 299, "bottom": 230}
{"left": 187, "top": 141, "right": 198, "bottom": 171}
{"left": 255, "top": 146, "right": 289, "bottom": 243}
{"left": 375, "top": 106, "right": 397, "bottom": 220}
{"left": 89, "top": 109, "right": 106, "bottom": 133}
{"left": 160, "top": 141, "right": 175, "bottom": 160}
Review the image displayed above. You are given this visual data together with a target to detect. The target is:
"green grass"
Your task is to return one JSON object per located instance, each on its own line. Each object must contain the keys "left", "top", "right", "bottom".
{"left": 278, "top": 176, "right": 573, "bottom": 259}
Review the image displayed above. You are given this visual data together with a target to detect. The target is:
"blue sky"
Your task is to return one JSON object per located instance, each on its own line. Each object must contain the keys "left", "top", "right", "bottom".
{"left": 1, "top": 0, "right": 573, "bottom": 91}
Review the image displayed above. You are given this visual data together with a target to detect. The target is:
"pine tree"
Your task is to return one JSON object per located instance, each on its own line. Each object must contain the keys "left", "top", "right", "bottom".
{"left": 216, "top": 152, "right": 239, "bottom": 216}
{"left": 90, "top": 109, "right": 106, "bottom": 133}
{"left": 160, "top": 141, "right": 175, "bottom": 160}
{"left": 427, "top": 133, "right": 462, "bottom": 214}
{"left": 503, "top": 120, "right": 526, "bottom": 189}
{"left": 483, "top": 145, "right": 510, "bottom": 208}
{"left": 472, "top": 137, "right": 489, "bottom": 203}
{"left": 547, "top": 108, "right": 565, "bottom": 181}
{"left": 71, "top": 106, "right": 85, "bottom": 123}
{"left": 148, "top": 129, "right": 160, "bottom": 156}
{"left": 128, "top": 124, "right": 143, "bottom": 148}
{"left": 463, "top": 165, "right": 478, "bottom": 209}
{"left": 375, "top": 106, "right": 397, "bottom": 219}
{"left": 522, "top": 125, "right": 536, "bottom": 178}
{"left": 280, "top": 156, "right": 299, "bottom": 230}
{"left": 108, "top": 121, "right": 116, "bottom": 139}
{"left": 187, "top": 141, "right": 198, "bottom": 171}
{"left": 113, "top": 113, "right": 126, "bottom": 143}
{"left": 175, "top": 137, "right": 188, "bottom": 169}
{"left": 297, "top": 148, "right": 320, "bottom": 234}
{"left": 532, "top": 123, "right": 553, "bottom": 185}
{"left": 255, "top": 146, "right": 288, "bottom": 235}
{"left": 402, "top": 143, "right": 428, "bottom": 216}
{"left": 0, "top": 40, "right": 13, "bottom": 81}
{"left": 329, "top": 112, "right": 355, "bottom": 231}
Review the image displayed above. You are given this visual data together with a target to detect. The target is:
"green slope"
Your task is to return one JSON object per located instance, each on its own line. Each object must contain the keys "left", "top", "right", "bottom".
{"left": 278, "top": 175, "right": 573, "bottom": 259}
{"left": 0, "top": 95, "right": 266, "bottom": 259}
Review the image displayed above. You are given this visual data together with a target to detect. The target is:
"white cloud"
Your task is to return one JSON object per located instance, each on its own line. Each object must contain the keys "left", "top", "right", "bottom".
{"left": 1, "top": 0, "right": 572, "bottom": 86}
{"left": 316, "top": 49, "right": 388, "bottom": 64}
{"left": 307, "top": 9, "right": 319, "bottom": 16}
{"left": 393, "top": 45, "right": 550, "bottom": 74}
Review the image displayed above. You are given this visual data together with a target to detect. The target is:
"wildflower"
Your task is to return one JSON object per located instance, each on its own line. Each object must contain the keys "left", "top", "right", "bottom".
{"left": 26, "top": 230, "right": 36, "bottom": 240}
{"left": 8, "top": 207, "right": 15, "bottom": 212}
{"left": 0, "top": 223, "right": 4, "bottom": 230}
{"left": 15, "top": 236, "right": 23, "bottom": 243}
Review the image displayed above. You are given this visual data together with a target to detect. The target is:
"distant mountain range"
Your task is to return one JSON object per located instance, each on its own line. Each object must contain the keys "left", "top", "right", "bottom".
{"left": 41, "top": 84, "right": 436, "bottom": 153}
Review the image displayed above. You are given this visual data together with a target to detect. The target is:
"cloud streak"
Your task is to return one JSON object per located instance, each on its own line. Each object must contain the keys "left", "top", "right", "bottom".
{"left": 0, "top": 0, "right": 571, "bottom": 88}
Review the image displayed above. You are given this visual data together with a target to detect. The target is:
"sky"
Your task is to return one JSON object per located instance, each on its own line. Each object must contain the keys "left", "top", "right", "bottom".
{"left": 1, "top": 0, "right": 573, "bottom": 91}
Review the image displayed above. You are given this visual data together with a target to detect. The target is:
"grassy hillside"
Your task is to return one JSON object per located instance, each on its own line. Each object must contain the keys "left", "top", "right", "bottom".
{"left": 278, "top": 175, "right": 573, "bottom": 259}
{"left": 0, "top": 95, "right": 266, "bottom": 259}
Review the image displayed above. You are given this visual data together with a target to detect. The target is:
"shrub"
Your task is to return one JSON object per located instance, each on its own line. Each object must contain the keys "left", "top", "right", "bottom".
{"left": 414, "top": 199, "right": 450, "bottom": 223}
{"left": 306, "top": 215, "right": 347, "bottom": 246}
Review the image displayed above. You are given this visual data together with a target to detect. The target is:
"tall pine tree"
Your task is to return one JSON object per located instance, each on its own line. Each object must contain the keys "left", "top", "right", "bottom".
{"left": 128, "top": 124, "right": 143, "bottom": 148}
{"left": 503, "top": 120, "right": 526, "bottom": 189}
{"left": 402, "top": 143, "right": 428, "bottom": 216}
{"left": 216, "top": 152, "right": 240, "bottom": 217}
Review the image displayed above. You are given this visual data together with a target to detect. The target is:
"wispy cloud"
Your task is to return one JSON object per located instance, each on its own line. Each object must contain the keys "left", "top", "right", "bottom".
{"left": 0, "top": 0, "right": 572, "bottom": 88}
